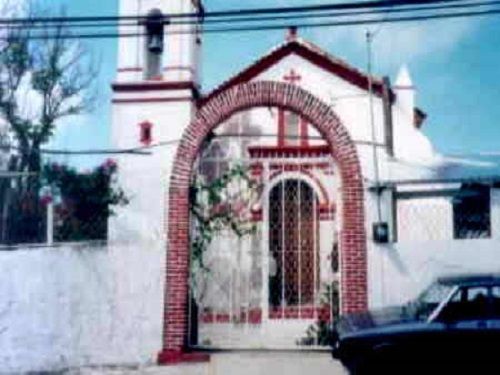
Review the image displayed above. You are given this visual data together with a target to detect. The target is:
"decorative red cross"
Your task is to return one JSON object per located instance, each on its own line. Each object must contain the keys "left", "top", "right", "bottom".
{"left": 283, "top": 69, "right": 301, "bottom": 85}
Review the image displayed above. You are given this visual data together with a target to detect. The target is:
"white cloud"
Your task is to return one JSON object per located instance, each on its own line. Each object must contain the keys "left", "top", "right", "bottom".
{"left": 211, "top": 0, "right": 483, "bottom": 75}
{"left": 311, "top": 17, "right": 476, "bottom": 72}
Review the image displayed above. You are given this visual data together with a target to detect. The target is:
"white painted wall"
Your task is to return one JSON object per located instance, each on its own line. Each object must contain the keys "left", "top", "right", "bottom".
{"left": 109, "top": 99, "right": 196, "bottom": 245}
{"left": 0, "top": 243, "right": 165, "bottom": 373}
{"left": 370, "top": 238, "right": 500, "bottom": 308}
{"left": 368, "top": 188, "right": 500, "bottom": 308}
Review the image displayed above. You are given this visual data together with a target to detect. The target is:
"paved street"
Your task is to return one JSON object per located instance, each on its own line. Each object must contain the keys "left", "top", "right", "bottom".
{"left": 66, "top": 351, "right": 347, "bottom": 375}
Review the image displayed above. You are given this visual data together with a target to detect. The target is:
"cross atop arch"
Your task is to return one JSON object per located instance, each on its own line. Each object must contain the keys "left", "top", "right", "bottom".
{"left": 283, "top": 69, "right": 301, "bottom": 85}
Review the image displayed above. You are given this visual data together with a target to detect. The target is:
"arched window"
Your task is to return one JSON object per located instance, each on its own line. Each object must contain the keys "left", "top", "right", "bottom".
{"left": 144, "top": 9, "right": 166, "bottom": 80}
{"left": 268, "top": 179, "right": 319, "bottom": 308}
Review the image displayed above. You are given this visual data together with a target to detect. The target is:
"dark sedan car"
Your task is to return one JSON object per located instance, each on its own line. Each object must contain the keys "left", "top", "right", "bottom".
{"left": 331, "top": 274, "right": 500, "bottom": 374}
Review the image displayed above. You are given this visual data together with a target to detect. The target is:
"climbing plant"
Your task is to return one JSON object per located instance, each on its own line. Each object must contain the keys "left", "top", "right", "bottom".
{"left": 189, "top": 162, "right": 261, "bottom": 299}
{"left": 297, "top": 281, "right": 340, "bottom": 346}
{"left": 298, "top": 242, "right": 340, "bottom": 346}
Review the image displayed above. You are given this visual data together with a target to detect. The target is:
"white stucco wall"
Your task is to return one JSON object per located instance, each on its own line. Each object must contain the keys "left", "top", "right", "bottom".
{"left": 368, "top": 188, "right": 500, "bottom": 308}
{"left": 109, "top": 95, "right": 196, "bottom": 246}
{"left": 255, "top": 53, "right": 389, "bottom": 182}
{"left": 369, "top": 238, "right": 500, "bottom": 309}
{"left": 0, "top": 243, "right": 165, "bottom": 373}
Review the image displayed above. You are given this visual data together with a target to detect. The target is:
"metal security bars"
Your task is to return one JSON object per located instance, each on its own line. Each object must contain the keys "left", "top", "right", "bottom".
{"left": 187, "top": 109, "right": 339, "bottom": 349}
{"left": 395, "top": 183, "right": 493, "bottom": 242}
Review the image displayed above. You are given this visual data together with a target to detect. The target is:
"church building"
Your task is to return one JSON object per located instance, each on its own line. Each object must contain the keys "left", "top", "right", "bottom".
{"left": 109, "top": 0, "right": 500, "bottom": 365}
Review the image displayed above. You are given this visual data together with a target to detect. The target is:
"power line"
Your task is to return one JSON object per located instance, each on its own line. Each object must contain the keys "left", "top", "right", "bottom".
{"left": 0, "top": 0, "right": 470, "bottom": 25}
{"left": 2, "top": 133, "right": 386, "bottom": 156}
{"left": 4, "top": 7, "right": 500, "bottom": 40}
{"left": 3, "top": 0, "right": 497, "bottom": 30}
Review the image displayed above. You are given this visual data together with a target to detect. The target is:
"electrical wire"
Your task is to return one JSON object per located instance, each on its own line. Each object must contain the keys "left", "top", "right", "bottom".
{"left": 2, "top": 0, "right": 498, "bottom": 30}
{"left": 0, "top": 0, "right": 471, "bottom": 25}
{"left": 4, "top": 7, "right": 500, "bottom": 40}
{"left": 1, "top": 133, "right": 386, "bottom": 156}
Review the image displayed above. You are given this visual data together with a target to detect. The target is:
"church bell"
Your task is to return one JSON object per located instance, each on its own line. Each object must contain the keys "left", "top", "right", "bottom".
{"left": 145, "top": 9, "right": 166, "bottom": 54}
{"left": 147, "top": 34, "right": 164, "bottom": 54}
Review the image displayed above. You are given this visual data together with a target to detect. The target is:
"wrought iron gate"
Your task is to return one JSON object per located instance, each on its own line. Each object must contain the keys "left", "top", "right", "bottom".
{"left": 187, "top": 111, "right": 339, "bottom": 349}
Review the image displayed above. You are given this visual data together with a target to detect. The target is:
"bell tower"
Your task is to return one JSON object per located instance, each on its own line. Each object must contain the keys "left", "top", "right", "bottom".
{"left": 109, "top": 0, "right": 204, "bottom": 244}
{"left": 115, "top": 0, "right": 203, "bottom": 83}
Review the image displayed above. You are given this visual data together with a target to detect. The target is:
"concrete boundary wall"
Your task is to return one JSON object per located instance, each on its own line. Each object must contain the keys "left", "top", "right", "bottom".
{"left": 0, "top": 243, "right": 165, "bottom": 373}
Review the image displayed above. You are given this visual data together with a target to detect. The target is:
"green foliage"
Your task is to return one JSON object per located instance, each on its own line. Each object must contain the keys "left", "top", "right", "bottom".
{"left": 189, "top": 163, "right": 259, "bottom": 275}
{"left": 0, "top": 5, "right": 97, "bottom": 244}
{"left": 297, "top": 281, "right": 340, "bottom": 346}
{"left": 41, "top": 159, "right": 128, "bottom": 241}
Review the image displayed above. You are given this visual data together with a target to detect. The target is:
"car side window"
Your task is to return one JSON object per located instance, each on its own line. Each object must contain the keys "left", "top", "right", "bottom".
{"left": 465, "top": 287, "right": 489, "bottom": 319}
{"left": 439, "top": 286, "right": 489, "bottom": 322}
{"left": 491, "top": 286, "right": 500, "bottom": 317}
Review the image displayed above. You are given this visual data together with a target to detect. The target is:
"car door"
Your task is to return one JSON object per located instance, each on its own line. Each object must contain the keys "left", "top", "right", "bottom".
{"left": 434, "top": 286, "right": 490, "bottom": 363}
{"left": 484, "top": 285, "right": 500, "bottom": 360}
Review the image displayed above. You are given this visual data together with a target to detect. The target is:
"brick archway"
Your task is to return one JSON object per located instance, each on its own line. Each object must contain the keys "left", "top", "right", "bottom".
{"left": 158, "top": 81, "right": 367, "bottom": 364}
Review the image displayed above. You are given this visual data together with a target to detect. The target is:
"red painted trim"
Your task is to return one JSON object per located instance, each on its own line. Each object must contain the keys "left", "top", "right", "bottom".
{"left": 199, "top": 306, "right": 332, "bottom": 323}
{"left": 277, "top": 109, "right": 285, "bottom": 147}
{"left": 270, "top": 162, "right": 332, "bottom": 171}
{"left": 164, "top": 66, "right": 196, "bottom": 73}
{"left": 319, "top": 203, "right": 336, "bottom": 221}
{"left": 201, "top": 41, "right": 390, "bottom": 106}
{"left": 117, "top": 67, "right": 142, "bottom": 73}
{"left": 248, "top": 144, "right": 330, "bottom": 158}
{"left": 112, "top": 81, "right": 199, "bottom": 94}
{"left": 112, "top": 97, "right": 195, "bottom": 104}
{"left": 139, "top": 121, "right": 153, "bottom": 145}
{"left": 200, "top": 308, "right": 262, "bottom": 324}
{"left": 269, "top": 167, "right": 330, "bottom": 206}
{"left": 269, "top": 305, "right": 332, "bottom": 321}
{"left": 157, "top": 350, "right": 210, "bottom": 365}
{"left": 250, "top": 162, "right": 264, "bottom": 177}
{"left": 300, "top": 117, "right": 308, "bottom": 147}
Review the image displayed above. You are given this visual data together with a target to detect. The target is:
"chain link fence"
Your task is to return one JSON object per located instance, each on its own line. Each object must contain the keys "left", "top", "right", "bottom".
{"left": 396, "top": 183, "right": 492, "bottom": 242}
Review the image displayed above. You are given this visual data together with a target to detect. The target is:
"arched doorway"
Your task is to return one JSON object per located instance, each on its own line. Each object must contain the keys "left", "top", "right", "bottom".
{"left": 268, "top": 179, "right": 319, "bottom": 311}
{"left": 158, "top": 81, "right": 367, "bottom": 363}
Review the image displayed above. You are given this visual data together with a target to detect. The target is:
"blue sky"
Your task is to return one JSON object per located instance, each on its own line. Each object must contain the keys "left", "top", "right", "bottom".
{"left": 45, "top": 0, "right": 500, "bottom": 167}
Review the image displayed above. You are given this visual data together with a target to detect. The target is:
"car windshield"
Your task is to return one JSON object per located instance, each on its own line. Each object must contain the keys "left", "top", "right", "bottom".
{"left": 407, "top": 282, "right": 456, "bottom": 321}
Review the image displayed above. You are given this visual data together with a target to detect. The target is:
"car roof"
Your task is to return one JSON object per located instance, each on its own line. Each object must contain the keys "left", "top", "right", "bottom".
{"left": 437, "top": 273, "right": 500, "bottom": 287}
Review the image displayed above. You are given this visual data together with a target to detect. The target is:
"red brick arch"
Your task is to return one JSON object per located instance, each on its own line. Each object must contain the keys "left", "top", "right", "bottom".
{"left": 158, "top": 81, "right": 367, "bottom": 364}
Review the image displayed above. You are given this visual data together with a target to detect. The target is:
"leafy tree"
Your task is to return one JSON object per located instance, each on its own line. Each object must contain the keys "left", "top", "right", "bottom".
{"left": 0, "top": 5, "right": 96, "bottom": 180}
{"left": 0, "top": 3, "right": 97, "bottom": 243}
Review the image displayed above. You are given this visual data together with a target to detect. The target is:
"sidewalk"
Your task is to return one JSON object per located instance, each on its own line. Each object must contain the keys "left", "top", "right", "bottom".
{"left": 66, "top": 351, "right": 346, "bottom": 375}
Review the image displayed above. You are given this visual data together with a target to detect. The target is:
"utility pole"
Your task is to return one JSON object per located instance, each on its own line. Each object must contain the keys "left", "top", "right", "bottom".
{"left": 366, "top": 30, "right": 383, "bottom": 222}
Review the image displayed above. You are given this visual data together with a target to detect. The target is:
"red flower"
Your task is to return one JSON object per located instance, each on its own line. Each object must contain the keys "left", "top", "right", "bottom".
{"left": 102, "top": 158, "right": 118, "bottom": 174}
{"left": 40, "top": 195, "right": 53, "bottom": 206}
{"left": 104, "top": 158, "right": 117, "bottom": 168}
